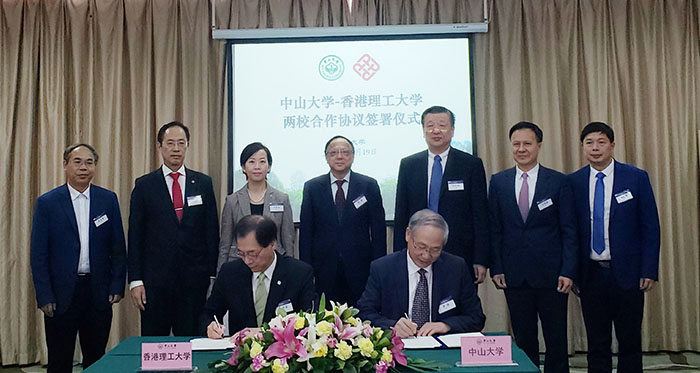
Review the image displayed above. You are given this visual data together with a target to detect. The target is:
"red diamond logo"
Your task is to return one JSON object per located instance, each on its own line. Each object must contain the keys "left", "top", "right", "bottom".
{"left": 353, "top": 54, "right": 380, "bottom": 81}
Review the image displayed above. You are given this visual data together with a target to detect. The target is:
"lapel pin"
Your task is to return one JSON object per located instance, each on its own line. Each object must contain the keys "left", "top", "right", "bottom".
{"left": 191, "top": 180, "right": 195, "bottom": 184}
{"left": 277, "top": 280, "right": 282, "bottom": 285}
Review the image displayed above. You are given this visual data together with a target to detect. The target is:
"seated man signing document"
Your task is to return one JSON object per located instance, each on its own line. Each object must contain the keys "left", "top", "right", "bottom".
{"left": 201, "top": 215, "right": 317, "bottom": 338}
{"left": 358, "top": 209, "right": 485, "bottom": 338}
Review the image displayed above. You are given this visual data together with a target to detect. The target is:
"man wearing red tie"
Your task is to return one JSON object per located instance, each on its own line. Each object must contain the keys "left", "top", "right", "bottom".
{"left": 128, "top": 121, "right": 219, "bottom": 336}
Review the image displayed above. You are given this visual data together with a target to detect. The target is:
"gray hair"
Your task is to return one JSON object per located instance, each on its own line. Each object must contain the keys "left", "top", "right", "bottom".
{"left": 408, "top": 209, "right": 449, "bottom": 245}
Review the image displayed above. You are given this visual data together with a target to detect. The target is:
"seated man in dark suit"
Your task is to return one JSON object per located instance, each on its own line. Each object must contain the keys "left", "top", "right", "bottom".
{"left": 201, "top": 215, "right": 317, "bottom": 338}
{"left": 357, "top": 209, "right": 485, "bottom": 338}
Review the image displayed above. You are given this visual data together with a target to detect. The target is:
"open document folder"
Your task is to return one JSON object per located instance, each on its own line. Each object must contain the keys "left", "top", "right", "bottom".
{"left": 401, "top": 332, "right": 484, "bottom": 349}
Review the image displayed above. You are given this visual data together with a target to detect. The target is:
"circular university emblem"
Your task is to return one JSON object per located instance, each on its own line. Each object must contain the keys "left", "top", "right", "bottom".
{"left": 319, "top": 55, "right": 344, "bottom": 81}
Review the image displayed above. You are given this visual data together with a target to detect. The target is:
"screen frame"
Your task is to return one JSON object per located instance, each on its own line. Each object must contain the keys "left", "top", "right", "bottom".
{"left": 224, "top": 33, "right": 479, "bottom": 225}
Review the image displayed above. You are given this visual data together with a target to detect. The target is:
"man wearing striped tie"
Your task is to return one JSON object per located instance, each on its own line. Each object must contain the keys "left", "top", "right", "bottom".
{"left": 358, "top": 209, "right": 485, "bottom": 338}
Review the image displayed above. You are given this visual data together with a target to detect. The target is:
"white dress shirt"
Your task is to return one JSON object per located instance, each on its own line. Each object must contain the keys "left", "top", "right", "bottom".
{"left": 407, "top": 251, "right": 433, "bottom": 321}
{"left": 426, "top": 148, "right": 450, "bottom": 200}
{"left": 515, "top": 163, "right": 540, "bottom": 208}
{"left": 67, "top": 183, "right": 91, "bottom": 274}
{"left": 330, "top": 170, "right": 350, "bottom": 197}
{"left": 588, "top": 161, "right": 615, "bottom": 260}
{"left": 162, "top": 164, "right": 186, "bottom": 202}
{"left": 129, "top": 164, "right": 188, "bottom": 290}
{"left": 252, "top": 253, "right": 277, "bottom": 300}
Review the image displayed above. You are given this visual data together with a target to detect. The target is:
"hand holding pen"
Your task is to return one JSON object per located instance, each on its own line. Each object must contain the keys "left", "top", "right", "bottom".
{"left": 206, "top": 315, "right": 226, "bottom": 339}
{"left": 393, "top": 312, "right": 418, "bottom": 338}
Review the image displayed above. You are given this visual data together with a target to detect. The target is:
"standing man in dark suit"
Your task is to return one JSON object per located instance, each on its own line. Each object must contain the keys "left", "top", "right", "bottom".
{"left": 31, "top": 144, "right": 126, "bottom": 372}
{"left": 488, "top": 122, "right": 577, "bottom": 372}
{"left": 569, "top": 122, "right": 660, "bottom": 373}
{"left": 394, "top": 106, "right": 490, "bottom": 283}
{"left": 202, "top": 215, "right": 317, "bottom": 338}
{"left": 358, "top": 209, "right": 485, "bottom": 338}
{"left": 128, "top": 121, "right": 219, "bottom": 336}
{"left": 299, "top": 135, "right": 386, "bottom": 306}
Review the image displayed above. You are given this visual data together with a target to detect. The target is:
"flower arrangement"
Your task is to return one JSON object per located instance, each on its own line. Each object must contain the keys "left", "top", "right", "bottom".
{"left": 208, "top": 295, "right": 448, "bottom": 373}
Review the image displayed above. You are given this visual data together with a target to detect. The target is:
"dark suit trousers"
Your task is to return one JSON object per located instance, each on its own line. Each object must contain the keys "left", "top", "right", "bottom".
{"left": 44, "top": 275, "right": 112, "bottom": 373}
{"left": 326, "top": 260, "right": 362, "bottom": 307}
{"left": 140, "top": 277, "right": 209, "bottom": 336}
{"left": 581, "top": 261, "right": 644, "bottom": 373}
{"left": 505, "top": 286, "right": 569, "bottom": 373}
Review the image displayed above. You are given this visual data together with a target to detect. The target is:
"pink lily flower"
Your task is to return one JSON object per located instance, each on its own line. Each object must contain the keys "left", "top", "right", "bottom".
{"left": 225, "top": 346, "right": 240, "bottom": 366}
{"left": 332, "top": 314, "right": 362, "bottom": 340}
{"left": 234, "top": 328, "right": 250, "bottom": 346}
{"left": 327, "top": 337, "right": 338, "bottom": 348}
{"left": 251, "top": 354, "right": 265, "bottom": 372}
{"left": 264, "top": 318, "right": 308, "bottom": 360}
{"left": 362, "top": 324, "right": 373, "bottom": 337}
{"left": 375, "top": 360, "right": 388, "bottom": 373}
{"left": 298, "top": 327, "right": 309, "bottom": 338}
{"left": 337, "top": 325, "right": 361, "bottom": 340}
{"left": 390, "top": 329, "right": 408, "bottom": 366}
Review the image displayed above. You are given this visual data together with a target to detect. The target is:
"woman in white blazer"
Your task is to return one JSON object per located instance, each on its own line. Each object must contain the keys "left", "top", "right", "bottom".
{"left": 217, "top": 142, "right": 295, "bottom": 272}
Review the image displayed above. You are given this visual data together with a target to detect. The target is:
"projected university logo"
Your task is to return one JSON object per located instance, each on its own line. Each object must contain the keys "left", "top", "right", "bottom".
{"left": 353, "top": 54, "right": 380, "bottom": 81}
{"left": 319, "top": 55, "right": 344, "bottom": 81}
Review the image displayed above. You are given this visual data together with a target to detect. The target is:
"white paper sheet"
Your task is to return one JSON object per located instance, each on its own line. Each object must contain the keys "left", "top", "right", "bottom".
{"left": 189, "top": 337, "right": 235, "bottom": 351}
{"left": 435, "top": 332, "right": 485, "bottom": 348}
{"left": 400, "top": 336, "right": 442, "bottom": 349}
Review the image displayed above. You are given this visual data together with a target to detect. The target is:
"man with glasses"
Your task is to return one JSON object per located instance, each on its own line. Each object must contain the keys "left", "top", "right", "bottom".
{"left": 394, "top": 106, "right": 490, "bottom": 285}
{"left": 127, "top": 121, "right": 219, "bottom": 336}
{"left": 201, "top": 215, "right": 316, "bottom": 338}
{"left": 358, "top": 209, "right": 485, "bottom": 338}
{"left": 299, "top": 135, "right": 386, "bottom": 306}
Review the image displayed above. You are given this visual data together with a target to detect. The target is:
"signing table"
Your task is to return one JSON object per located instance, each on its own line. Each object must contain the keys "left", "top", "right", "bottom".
{"left": 86, "top": 336, "right": 538, "bottom": 372}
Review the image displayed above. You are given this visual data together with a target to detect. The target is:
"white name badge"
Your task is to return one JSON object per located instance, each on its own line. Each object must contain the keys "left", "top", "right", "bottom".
{"left": 269, "top": 203, "right": 284, "bottom": 213}
{"left": 93, "top": 213, "right": 108, "bottom": 227}
{"left": 187, "top": 195, "right": 203, "bottom": 206}
{"left": 438, "top": 297, "right": 457, "bottom": 314}
{"left": 278, "top": 299, "right": 294, "bottom": 313}
{"left": 447, "top": 180, "right": 465, "bottom": 191}
{"left": 353, "top": 195, "right": 368, "bottom": 209}
{"left": 615, "top": 190, "right": 634, "bottom": 204}
{"left": 537, "top": 198, "right": 554, "bottom": 211}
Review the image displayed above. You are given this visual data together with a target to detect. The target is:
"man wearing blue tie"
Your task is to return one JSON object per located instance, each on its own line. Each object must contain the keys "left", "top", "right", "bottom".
{"left": 569, "top": 122, "right": 660, "bottom": 373}
{"left": 394, "top": 106, "right": 490, "bottom": 284}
